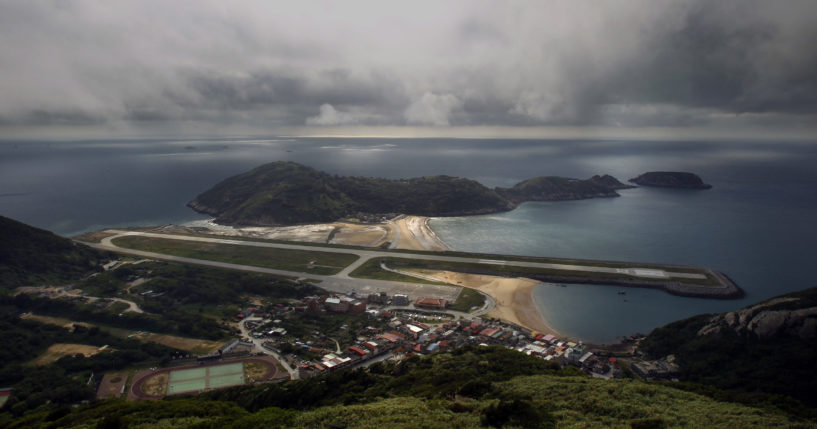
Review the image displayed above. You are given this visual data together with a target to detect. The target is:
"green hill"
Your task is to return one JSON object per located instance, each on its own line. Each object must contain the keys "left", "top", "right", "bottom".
{"left": 188, "top": 161, "right": 631, "bottom": 226}
{"left": 0, "top": 215, "right": 109, "bottom": 290}
{"left": 639, "top": 286, "right": 817, "bottom": 407}
{"left": 4, "top": 346, "right": 810, "bottom": 428}
{"left": 496, "top": 174, "right": 632, "bottom": 204}
{"left": 629, "top": 171, "right": 712, "bottom": 189}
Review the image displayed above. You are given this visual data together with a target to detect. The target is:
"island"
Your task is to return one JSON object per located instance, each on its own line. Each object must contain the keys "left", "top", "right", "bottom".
{"left": 628, "top": 171, "right": 712, "bottom": 189}
{"left": 188, "top": 161, "right": 634, "bottom": 227}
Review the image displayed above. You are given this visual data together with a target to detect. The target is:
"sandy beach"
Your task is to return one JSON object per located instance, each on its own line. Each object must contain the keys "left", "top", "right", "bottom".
{"left": 391, "top": 216, "right": 450, "bottom": 251}
{"left": 405, "top": 269, "right": 562, "bottom": 338}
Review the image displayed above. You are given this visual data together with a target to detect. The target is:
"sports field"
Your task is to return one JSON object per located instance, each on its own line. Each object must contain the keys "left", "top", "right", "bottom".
{"left": 130, "top": 357, "right": 280, "bottom": 400}
{"left": 166, "top": 362, "right": 244, "bottom": 395}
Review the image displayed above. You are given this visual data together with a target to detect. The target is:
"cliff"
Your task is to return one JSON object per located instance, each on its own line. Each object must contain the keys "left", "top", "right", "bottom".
{"left": 629, "top": 171, "right": 712, "bottom": 189}
{"left": 188, "top": 161, "right": 631, "bottom": 226}
{"left": 639, "top": 286, "right": 817, "bottom": 406}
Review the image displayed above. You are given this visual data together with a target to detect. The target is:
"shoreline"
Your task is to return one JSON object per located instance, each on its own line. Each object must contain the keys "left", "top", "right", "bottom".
{"left": 407, "top": 269, "right": 565, "bottom": 339}
{"left": 391, "top": 215, "right": 450, "bottom": 251}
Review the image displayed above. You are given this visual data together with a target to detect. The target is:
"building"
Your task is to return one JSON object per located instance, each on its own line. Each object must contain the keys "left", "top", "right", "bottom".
{"left": 348, "top": 300, "right": 366, "bottom": 314}
{"left": 325, "top": 297, "right": 349, "bottom": 313}
{"left": 393, "top": 294, "right": 409, "bottom": 306}
{"left": 367, "top": 292, "right": 389, "bottom": 304}
{"left": 414, "top": 297, "right": 448, "bottom": 309}
{"left": 348, "top": 346, "right": 369, "bottom": 357}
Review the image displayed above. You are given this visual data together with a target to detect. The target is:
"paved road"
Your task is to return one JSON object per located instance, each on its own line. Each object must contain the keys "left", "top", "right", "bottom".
{"left": 17, "top": 286, "right": 146, "bottom": 314}
{"left": 96, "top": 229, "right": 705, "bottom": 280}
{"left": 83, "top": 232, "right": 464, "bottom": 303}
{"left": 237, "top": 319, "right": 298, "bottom": 380}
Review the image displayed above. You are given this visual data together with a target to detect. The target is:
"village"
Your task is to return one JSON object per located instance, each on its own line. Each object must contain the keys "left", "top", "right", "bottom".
{"left": 236, "top": 290, "right": 628, "bottom": 382}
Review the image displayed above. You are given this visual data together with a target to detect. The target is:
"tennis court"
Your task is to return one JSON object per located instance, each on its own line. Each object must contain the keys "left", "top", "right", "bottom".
{"left": 208, "top": 373, "right": 245, "bottom": 389}
{"left": 167, "top": 378, "right": 206, "bottom": 394}
{"left": 208, "top": 362, "right": 243, "bottom": 377}
{"left": 169, "top": 367, "right": 207, "bottom": 382}
{"left": 166, "top": 362, "right": 245, "bottom": 394}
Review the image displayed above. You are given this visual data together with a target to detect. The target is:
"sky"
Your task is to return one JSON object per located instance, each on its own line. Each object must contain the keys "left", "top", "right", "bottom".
{"left": 1, "top": 0, "right": 816, "bottom": 140}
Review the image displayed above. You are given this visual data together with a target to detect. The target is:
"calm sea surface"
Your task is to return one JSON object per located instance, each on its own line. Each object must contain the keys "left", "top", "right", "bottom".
{"left": 2, "top": 137, "right": 816, "bottom": 343}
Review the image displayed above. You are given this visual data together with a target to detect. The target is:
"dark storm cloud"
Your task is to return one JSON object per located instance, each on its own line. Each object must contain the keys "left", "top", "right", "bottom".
{"left": 0, "top": 0, "right": 815, "bottom": 136}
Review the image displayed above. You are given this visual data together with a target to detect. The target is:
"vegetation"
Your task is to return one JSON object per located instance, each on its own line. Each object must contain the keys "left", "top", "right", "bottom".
{"left": 111, "top": 235, "right": 359, "bottom": 275}
{"left": 0, "top": 314, "right": 179, "bottom": 416}
{"left": 449, "top": 287, "right": 486, "bottom": 312}
{"left": 355, "top": 256, "right": 719, "bottom": 287}
{"left": 629, "top": 171, "right": 712, "bottom": 189}
{"left": 3, "top": 346, "right": 810, "bottom": 428}
{"left": 187, "top": 161, "right": 633, "bottom": 226}
{"left": 640, "top": 286, "right": 817, "bottom": 410}
{"left": 11, "top": 261, "right": 327, "bottom": 341}
{"left": 348, "top": 258, "right": 441, "bottom": 284}
{"left": 495, "top": 174, "right": 629, "bottom": 204}
{"left": 0, "top": 215, "right": 110, "bottom": 290}
{"left": 81, "top": 261, "right": 323, "bottom": 312}
{"left": 163, "top": 224, "right": 717, "bottom": 276}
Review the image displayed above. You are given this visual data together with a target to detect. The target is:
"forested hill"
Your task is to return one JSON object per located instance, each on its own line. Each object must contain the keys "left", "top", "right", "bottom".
{"left": 0, "top": 215, "right": 108, "bottom": 289}
{"left": 188, "top": 161, "right": 631, "bottom": 226}
{"left": 4, "top": 346, "right": 809, "bottom": 428}
{"left": 639, "top": 286, "right": 817, "bottom": 407}
{"left": 495, "top": 174, "right": 633, "bottom": 204}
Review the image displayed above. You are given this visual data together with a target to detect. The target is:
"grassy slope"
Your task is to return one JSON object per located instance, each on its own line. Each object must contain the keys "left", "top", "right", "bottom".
{"left": 0, "top": 215, "right": 109, "bottom": 290}
{"left": 8, "top": 370, "right": 808, "bottom": 428}
{"left": 6, "top": 347, "right": 811, "bottom": 428}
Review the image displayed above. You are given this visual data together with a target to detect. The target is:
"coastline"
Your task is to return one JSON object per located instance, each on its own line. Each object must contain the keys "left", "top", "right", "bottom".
{"left": 391, "top": 216, "right": 450, "bottom": 251}
{"left": 406, "top": 269, "right": 564, "bottom": 339}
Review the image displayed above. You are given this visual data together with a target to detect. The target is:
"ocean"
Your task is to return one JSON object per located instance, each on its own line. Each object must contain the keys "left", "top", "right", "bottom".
{"left": 2, "top": 137, "right": 816, "bottom": 343}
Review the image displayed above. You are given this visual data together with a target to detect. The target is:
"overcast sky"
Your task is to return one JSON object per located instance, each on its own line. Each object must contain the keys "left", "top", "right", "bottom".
{"left": 1, "top": 0, "right": 816, "bottom": 139}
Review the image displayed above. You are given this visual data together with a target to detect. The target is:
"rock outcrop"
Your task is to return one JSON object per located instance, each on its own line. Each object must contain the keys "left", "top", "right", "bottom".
{"left": 629, "top": 171, "right": 712, "bottom": 189}
{"left": 697, "top": 296, "right": 817, "bottom": 339}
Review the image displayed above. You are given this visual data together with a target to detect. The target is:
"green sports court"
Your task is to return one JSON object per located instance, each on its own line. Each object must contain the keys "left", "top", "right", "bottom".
{"left": 166, "top": 362, "right": 245, "bottom": 395}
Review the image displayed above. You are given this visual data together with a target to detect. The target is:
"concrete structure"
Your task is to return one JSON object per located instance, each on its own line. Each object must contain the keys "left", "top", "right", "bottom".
{"left": 392, "top": 294, "right": 409, "bottom": 306}
{"left": 325, "top": 297, "right": 349, "bottom": 313}
{"left": 415, "top": 297, "right": 448, "bottom": 309}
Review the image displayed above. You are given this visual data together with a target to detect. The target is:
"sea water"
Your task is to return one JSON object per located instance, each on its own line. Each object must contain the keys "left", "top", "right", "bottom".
{"left": 2, "top": 137, "right": 816, "bottom": 342}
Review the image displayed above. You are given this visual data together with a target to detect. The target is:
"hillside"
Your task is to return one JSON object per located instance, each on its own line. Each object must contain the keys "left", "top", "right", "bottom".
{"left": 639, "top": 286, "right": 817, "bottom": 407}
{"left": 3, "top": 346, "right": 809, "bottom": 428}
{"left": 496, "top": 174, "right": 633, "bottom": 204}
{"left": 188, "top": 161, "right": 631, "bottom": 226}
{"left": 0, "top": 215, "right": 109, "bottom": 289}
{"left": 629, "top": 171, "right": 712, "bottom": 189}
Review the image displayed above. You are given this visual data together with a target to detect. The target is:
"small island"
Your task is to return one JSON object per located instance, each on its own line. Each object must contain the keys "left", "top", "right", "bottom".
{"left": 629, "top": 171, "right": 712, "bottom": 189}
{"left": 188, "top": 161, "right": 634, "bottom": 227}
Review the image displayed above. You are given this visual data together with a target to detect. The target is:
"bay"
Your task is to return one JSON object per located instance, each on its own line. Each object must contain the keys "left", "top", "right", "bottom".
{"left": 2, "top": 137, "right": 816, "bottom": 343}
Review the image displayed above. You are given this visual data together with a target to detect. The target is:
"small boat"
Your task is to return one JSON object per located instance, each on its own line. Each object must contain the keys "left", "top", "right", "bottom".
{"left": 617, "top": 291, "right": 626, "bottom": 295}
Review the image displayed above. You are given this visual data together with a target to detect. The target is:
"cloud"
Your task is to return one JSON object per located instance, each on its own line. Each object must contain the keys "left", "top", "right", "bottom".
{"left": 307, "top": 104, "right": 359, "bottom": 126}
{"left": 0, "top": 0, "right": 815, "bottom": 137}
{"left": 404, "top": 93, "right": 463, "bottom": 126}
